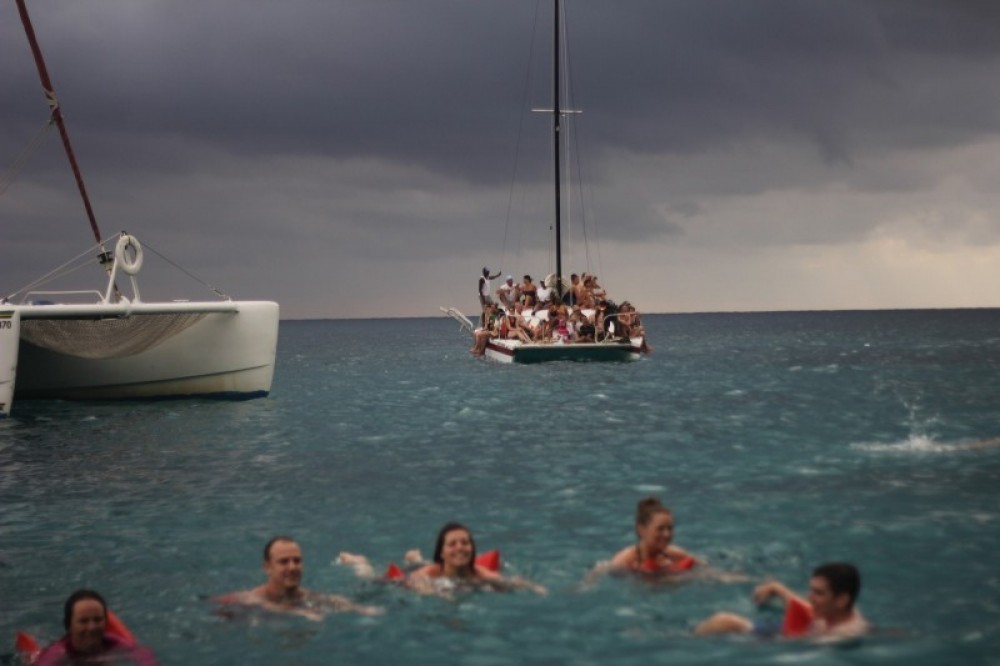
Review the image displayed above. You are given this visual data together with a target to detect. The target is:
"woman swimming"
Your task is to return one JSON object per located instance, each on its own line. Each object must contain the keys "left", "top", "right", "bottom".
{"left": 340, "top": 522, "right": 546, "bottom": 597}
{"left": 587, "top": 497, "right": 701, "bottom": 583}
{"left": 34, "top": 589, "right": 157, "bottom": 666}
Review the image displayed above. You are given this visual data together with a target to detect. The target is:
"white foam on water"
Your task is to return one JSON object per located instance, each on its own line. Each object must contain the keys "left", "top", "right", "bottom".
{"left": 635, "top": 483, "right": 665, "bottom": 493}
{"left": 851, "top": 434, "right": 1000, "bottom": 454}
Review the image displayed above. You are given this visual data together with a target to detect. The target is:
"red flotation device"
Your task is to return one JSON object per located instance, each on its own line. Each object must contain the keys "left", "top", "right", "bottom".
{"left": 638, "top": 555, "right": 696, "bottom": 574}
{"left": 14, "top": 609, "right": 135, "bottom": 664}
{"left": 105, "top": 610, "right": 136, "bottom": 646}
{"left": 383, "top": 549, "right": 501, "bottom": 580}
{"left": 781, "top": 597, "right": 814, "bottom": 638}
{"left": 15, "top": 631, "right": 40, "bottom": 663}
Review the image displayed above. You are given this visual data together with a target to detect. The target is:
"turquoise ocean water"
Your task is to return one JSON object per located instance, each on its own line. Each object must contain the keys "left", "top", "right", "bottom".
{"left": 1, "top": 310, "right": 999, "bottom": 665}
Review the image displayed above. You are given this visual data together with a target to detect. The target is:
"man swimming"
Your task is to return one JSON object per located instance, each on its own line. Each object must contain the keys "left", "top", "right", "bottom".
{"left": 695, "top": 562, "right": 869, "bottom": 641}
{"left": 218, "top": 536, "right": 381, "bottom": 619}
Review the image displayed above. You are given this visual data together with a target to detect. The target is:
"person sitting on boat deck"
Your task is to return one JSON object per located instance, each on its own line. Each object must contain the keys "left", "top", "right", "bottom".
{"left": 216, "top": 536, "right": 381, "bottom": 620}
{"left": 497, "top": 275, "right": 519, "bottom": 309}
{"left": 694, "top": 562, "right": 869, "bottom": 642}
{"left": 570, "top": 305, "right": 595, "bottom": 342}
{"left": 408, "top": 522, "right": 547, "bottom": 597}
{"left": 598, "top": 300, "right": 624, "bottom": 339}
{"left": 539, "top": 303, "right": 560, "bottom": 341}
{"left": 33, "top": 589, "right": 158, "bottom": 666}
{"left": 554, "top": 305, "right": 573, "bottom": 342}
{"left": 505, "top": 305, "right": 533, "bottom": 343}
{"left": 520, "top": 275, "right": 538, "bottom": 304}
{"left": 588, "top": 497, "right": 701, "bottom": 584}
{"left": 618, "top": 302, "right": 652, "bottom": 353}
{"left": 535, "top": 279, "right": 553, "bottom": 307}
{"left": 470, "top": 304, "right": 501, "bottom": 356}
{"left": 594, "top": 300, "right": 609, "bottom": 337}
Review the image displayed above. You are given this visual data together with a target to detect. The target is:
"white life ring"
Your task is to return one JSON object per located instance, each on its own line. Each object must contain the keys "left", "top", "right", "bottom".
{"left": 115, "top": 234, "right": 144, "bottom": 275}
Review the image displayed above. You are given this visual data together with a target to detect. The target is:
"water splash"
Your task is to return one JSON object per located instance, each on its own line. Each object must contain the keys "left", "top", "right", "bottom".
{"left": 851, "top": 434, "right": 1000, "bottom": 454}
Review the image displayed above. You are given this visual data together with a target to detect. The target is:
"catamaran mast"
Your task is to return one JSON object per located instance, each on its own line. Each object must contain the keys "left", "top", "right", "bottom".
{"left": 552, "top": 0, "right": 564, "bottom": 301}
{"left": 15, "top": 0, "right": 105, "bottom": 249}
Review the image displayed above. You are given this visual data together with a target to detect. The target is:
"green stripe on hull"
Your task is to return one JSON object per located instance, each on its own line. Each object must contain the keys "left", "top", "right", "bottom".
{"left": 510, "top": 344, "right": 634, "bottom": 364}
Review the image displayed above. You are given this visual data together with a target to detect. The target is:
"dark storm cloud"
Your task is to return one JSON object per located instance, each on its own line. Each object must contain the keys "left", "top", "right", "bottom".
{"left": 6, "top": 1, "right": 1000, "bottom": 184}
{"left": 4, "top": 1, "right": 1000, "bottom": 316}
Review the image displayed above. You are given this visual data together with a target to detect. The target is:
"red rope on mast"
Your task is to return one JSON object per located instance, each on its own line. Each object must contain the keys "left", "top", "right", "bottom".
{"left": 15, "top": 0, "right": 104, "bottom": 247}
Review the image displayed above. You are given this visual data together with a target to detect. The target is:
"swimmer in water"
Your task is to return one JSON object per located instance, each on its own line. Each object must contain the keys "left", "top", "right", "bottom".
{"left": 695, "top": 562, "right": 870, "bottom": 642}
{"left": 586, "top": 496, "right": 702, "bottom": 583}
{"left": 217, "top": 536, "right": 381, "bottom": 619}
{"left": 34, "top": 589, "right": 158, "bottom": 666}
{"left": 340, "top": 522, "right": 546, "bottom": 597}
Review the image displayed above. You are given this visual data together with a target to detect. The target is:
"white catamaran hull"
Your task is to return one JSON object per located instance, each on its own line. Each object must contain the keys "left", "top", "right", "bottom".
{"left": 484, "top": 337, "right": 642, "bottom": 364}
{"left": 5, "top": 5, "right": 281, "bottom": 419}
{"left": 0, "top": 300, "right": 278, "bottom": 416}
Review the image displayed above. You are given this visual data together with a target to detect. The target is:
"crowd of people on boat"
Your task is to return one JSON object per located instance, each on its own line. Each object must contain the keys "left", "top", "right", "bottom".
{"left": 17, "top": 496, "right": 869, "bottom": 664}
{"left": 471, "top": 267, "right": 651, "bottom": 355}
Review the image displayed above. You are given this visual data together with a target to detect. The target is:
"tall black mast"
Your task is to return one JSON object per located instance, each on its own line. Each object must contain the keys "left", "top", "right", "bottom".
{"left": 552, "top": 0, "right": 563, "bottom": 299}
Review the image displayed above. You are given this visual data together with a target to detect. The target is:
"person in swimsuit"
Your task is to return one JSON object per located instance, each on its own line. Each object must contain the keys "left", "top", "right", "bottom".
{"left": 593, "top": 497, "right": 700, "bottom": 580}
{"left": 520, "top": 275, "right": 538, "bottom": 304}
{"left": 34, "top": 589, "right": 158, "bottom": 666}
{"left": 340, "top": 522, "right": 546, "bottom": 598}
{"left": 694, "top": 562, "right": 870, "bottom": 641}
{"left": 217, "top": 536, "right": 381, "bottom": 619}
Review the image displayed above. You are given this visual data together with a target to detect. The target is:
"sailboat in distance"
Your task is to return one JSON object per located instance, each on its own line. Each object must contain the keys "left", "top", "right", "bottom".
{"left": 0, "top": 0, "right": 279, "bottom": 417}
{"left": 442, "top": 0, "right": 649, "bottom": 363}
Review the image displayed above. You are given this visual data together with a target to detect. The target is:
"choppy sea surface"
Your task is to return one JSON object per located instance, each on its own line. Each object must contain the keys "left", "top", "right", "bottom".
{"left": 2, "top": 310, "right": 999, "bottom": 665}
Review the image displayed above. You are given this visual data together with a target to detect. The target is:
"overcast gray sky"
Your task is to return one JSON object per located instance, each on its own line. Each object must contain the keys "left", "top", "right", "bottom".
{"left": 3, "top": 0, "right": 1000, "bottom": 318}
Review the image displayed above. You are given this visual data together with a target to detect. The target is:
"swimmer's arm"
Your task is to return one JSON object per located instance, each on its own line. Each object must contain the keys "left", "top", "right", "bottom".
{"left": 582, "top": 550, "right": 631, "bottom": 587}
{"left": 504, "top": 575, "right": 548, "bottom": 596}
{"left": 666, "top": 544, "right": 703, "bottom": 564}
{"left": 403, "top": 549, "right": 426, "bottom": 565}
{"left": 405, "top": 566, "right": 451, "bottom": 598}
{"left": 752, "top": 580, "right": 802, "bottom": 608}
{"left": 211, "top": 591, "right": 247, "bottom": 605}
{"left": 583, "top": 547, "right": 635, "bottom": 588}
{"left": 323, "top": 593, "right": 384, "bottom": 617}
{"left": 475, "top": 565, "right": 548, "bottom": 595}
{"left": 337, "top": 552, "right": 376, "bottom": 579}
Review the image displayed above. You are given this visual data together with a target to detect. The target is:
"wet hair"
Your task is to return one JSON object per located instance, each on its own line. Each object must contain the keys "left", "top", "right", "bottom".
{"left": 812, "top": 562, "right": 861, "bottom": 608}
{"left": 263, "top": 535, "right": 297, "bottom": 562}
{"left": 63, "top": 589, "right": 106, "bottom": 632}
{"left": 432, "top": 522, "right": 477, "bottom": 566}
{"left": 635, "top": 496, "right": 672, "bottom": 527}
{"left": 523, "top": 275, "right": 531, "bottom": 281}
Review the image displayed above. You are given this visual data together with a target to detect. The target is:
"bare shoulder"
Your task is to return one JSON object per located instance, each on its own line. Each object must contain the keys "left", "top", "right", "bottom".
{"left": 214, "top": 588, "right": 261, "bottom": 605}
{"left": 409, "top": 563, "right": 440, "bottom": 579}
{"left": 608, "top": 546, "right": 637, "bottom": 568}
